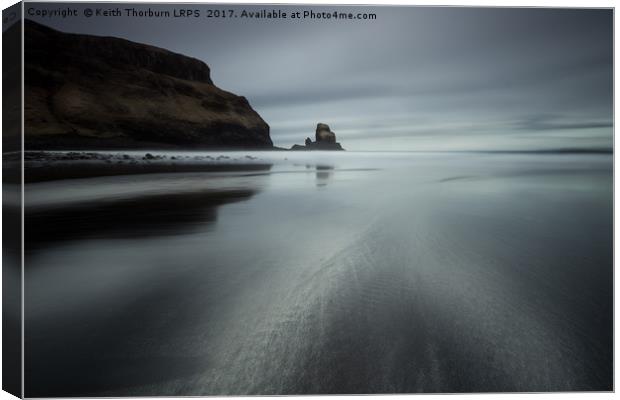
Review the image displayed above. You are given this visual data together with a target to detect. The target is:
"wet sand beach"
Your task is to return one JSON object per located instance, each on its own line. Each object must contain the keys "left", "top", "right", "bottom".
{"left": 22, "top": 151, "right": 612, "bottom": 396}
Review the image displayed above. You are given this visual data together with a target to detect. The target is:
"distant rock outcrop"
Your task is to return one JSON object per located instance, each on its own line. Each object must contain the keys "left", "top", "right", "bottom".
{"left": 23, "top": 20, "right": 272, "bottom": 150}
{"left": 315, "top": 123, "right": 336, "bottom": 143}
{"left": 291, "top": 123, "right": 344, "bottom": 151}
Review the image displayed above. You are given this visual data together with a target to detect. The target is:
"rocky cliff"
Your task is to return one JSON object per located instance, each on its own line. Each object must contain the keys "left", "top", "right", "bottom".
{"left": 24, "top": 20, "right": 272, "bottom": 149}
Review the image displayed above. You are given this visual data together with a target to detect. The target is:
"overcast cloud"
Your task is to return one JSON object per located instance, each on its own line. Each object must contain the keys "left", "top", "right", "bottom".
{"left": 28, "top": 4, "right": 613, "bottom": 150}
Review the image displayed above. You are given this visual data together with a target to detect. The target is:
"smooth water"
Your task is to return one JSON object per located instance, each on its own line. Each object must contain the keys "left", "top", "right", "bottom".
{"left": 23, "top": 151, "right": 613, "bottom": 395}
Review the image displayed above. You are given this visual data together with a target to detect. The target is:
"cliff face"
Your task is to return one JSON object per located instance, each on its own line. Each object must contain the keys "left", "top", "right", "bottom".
{"left": 24, "top": 20, "right": 272, "bottom": 149}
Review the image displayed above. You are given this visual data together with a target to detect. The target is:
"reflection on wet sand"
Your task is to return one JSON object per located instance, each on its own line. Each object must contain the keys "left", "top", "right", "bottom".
{"left": 316, "top": 165, "right": 334, "bottom": 187}
{"left": 26, "top": 188, "right": 259, "bottom": 251}
{"left": 23, "top": 164, "right": 273, "bottom": 254}
{"left": 24, "top": 170, "right": 270, "bottom": 396}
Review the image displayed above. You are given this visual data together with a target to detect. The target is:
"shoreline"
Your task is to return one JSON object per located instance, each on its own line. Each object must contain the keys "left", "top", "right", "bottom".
{"left": 9, "top": 151, "right": 273, "bottom": 183}
{"left": 5, "top": 148, "right": 612, "bottom": 183}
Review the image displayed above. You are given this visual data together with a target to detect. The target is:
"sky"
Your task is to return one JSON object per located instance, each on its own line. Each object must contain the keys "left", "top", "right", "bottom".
{"left": 26, "top": 3, "right": 613, "bottom": 151}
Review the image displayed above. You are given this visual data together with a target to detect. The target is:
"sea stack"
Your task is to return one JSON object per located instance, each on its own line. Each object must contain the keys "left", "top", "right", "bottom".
{"left": 291, "top": 123, "right": 344, "bottom": 150}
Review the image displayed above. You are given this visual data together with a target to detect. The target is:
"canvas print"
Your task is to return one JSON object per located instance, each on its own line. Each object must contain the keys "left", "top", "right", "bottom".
{"left": 2, "top": 2, "right": 613, "bottom": 397}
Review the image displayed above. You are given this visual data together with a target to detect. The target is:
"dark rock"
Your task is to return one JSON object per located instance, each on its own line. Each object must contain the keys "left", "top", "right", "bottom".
{"left": 290, "top": 123, "right": 344, "bottom": 151}
{"left": 315, "top": 123, "right": 336, "bottom": 143}
{"left": 23, "top": 20, "right": 272, "bottom": 150}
